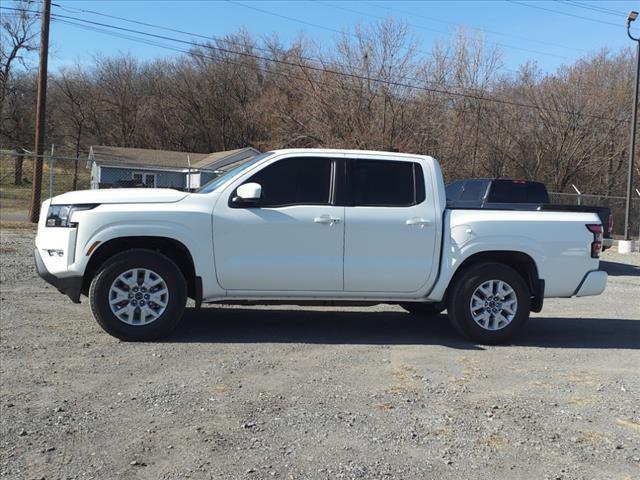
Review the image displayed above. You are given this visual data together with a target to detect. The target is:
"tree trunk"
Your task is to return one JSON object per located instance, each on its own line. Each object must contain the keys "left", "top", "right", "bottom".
{"left": 72, "top": 157, "right": 79, "bottom": 191}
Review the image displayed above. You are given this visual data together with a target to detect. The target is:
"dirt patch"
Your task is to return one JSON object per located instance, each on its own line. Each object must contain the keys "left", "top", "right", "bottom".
{"left": 1, "top": 230, "right": 639, "bottom": 479}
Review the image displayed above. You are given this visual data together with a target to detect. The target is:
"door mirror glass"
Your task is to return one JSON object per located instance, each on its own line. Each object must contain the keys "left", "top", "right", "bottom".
{"left": 233, "top": 182, "right": 262, "bottom": 205}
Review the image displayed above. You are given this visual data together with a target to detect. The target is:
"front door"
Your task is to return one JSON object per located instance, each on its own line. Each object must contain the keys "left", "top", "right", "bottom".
{"left": 212, "top": 156, "right": 344, "bottom": 292}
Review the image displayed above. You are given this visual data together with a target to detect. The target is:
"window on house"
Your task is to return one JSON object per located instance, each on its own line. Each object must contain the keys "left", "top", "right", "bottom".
{"left": 132, "top": 172, "right": 156, "bottom": 188}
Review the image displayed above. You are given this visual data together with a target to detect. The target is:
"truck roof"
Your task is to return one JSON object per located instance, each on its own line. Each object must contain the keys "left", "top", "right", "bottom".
{"left": 269, "top": 148, "right": 435, "bottom": 161}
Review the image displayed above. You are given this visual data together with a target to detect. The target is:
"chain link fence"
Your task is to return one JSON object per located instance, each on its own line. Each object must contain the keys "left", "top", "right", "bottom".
{"left": 0, "top": 150, "right": 88, "bottom": 222}
{"left": 0, "top": 150, "right": 220, "bottom": 222}
{"left": 2, "top": 149, "right": 639, "bottom": 237}
{"left": 548, "top": 192, "right": 640, "bottom": 238}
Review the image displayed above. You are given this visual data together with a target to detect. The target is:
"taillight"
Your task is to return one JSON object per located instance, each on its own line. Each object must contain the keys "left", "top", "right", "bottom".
{"left": 586, "top": 224, "right": 603, "bottom": 258}
{"left": 608, "top": 214, "right": 614, "bottom": 234}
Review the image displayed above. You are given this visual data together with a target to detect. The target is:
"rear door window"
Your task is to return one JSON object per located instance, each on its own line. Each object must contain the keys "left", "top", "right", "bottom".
{"left": 348, "top": 159, "right": 425, "bottom": 207}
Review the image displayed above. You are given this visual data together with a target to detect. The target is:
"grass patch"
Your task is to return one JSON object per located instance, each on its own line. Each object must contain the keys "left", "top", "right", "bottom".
{"left": 0, "top": 221, "right": 37, "bottom": 232}
{"left": 0, "top": 153, "right": 91, "bottom": 213}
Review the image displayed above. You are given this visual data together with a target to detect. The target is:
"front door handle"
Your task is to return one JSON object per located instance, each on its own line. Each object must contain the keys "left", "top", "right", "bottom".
{"left": 314, "top": 215, "right": 341, "bottom": 225}
{"left": 406, "top": 218, "right": 432, "bottom": 228}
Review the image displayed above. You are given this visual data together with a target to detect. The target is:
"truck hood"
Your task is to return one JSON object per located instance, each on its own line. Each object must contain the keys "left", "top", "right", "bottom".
{"left": 50, "top": 188, "right": 189, "bottom": 205}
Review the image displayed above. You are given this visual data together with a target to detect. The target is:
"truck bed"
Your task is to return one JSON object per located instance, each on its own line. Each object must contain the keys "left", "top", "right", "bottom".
{"left": 447, "top": 202, "right": 612, "bottom": 246}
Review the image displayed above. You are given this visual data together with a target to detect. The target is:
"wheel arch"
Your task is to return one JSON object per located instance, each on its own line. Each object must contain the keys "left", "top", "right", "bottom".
{"left": 82, "top": 236, "right": 200, "bottom": 304}
{"left": 446, "top": 250, "right": 544, "bottom": 312}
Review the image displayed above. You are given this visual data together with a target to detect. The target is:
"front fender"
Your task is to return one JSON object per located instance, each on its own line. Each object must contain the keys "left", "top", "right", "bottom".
{"left": 68, "top": 202, "right": 218, "bottom": 294}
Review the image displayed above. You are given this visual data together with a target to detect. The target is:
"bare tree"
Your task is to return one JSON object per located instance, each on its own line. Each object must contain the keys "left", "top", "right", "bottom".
{"left": 93, "top": 55, "right": 146, "bottom": 147}
{"left": 0, "top": 20, "right": 635, "bottom": 209}
{"left": 1, "top": 0, "right": 37, "bottom": 185}
{"left": 52, "top": 67, "right": 94, "bottom": 189}
{"left": 0, "top": 0, "right": 37, "bottom": 112}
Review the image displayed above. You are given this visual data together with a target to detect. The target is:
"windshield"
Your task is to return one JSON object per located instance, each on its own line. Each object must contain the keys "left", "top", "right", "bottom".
{"left": 197, "top": 152, "right": 273, "bottom": 193}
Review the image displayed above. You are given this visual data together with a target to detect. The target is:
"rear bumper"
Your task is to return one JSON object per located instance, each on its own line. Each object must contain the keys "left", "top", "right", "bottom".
{"left": 34, "top": 248, "right": 83, "bottom": 303}
{"left": 574, "top": 270, "right": 607, "bottom": 297}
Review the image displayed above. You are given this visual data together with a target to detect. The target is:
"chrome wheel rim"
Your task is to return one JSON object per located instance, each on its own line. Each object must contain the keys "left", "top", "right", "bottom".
{"left": 108, "top": 268, "right": 169, "bottom": 326}
{"left": 469, "top": 279, "right": 518, "bottom": 331}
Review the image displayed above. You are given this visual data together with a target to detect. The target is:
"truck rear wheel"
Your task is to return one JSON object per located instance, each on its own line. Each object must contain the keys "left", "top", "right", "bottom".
{"left": 89, "top": 249, "right": 187, "bottom": 341}
{"left": 447, "top": 263, "right": 530, "bottom": 344}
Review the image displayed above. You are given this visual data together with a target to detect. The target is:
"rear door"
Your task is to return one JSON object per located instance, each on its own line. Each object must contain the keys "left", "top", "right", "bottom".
{"left": 342, "top": 155, "right": 439, "bottom": 293}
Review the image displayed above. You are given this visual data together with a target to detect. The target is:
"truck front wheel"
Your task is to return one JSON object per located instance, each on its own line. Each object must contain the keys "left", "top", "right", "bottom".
{"left": 447, "top": 263, "right": 530, "bottom": 344}
{"left": 89, "top": 249, "right": 187, "bottom": 341}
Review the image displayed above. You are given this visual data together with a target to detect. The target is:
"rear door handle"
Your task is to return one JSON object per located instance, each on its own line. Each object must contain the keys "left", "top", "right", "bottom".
{"left": 314, "top": 215, "right": 341, "bottom": 225}
{"left": 406, "top": 218, "right": 432, "bottom": 228}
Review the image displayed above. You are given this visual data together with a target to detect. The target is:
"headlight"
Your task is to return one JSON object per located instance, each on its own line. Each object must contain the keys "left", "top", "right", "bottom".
{"left": 46, "top": 204, "right": 98, "bottom": 227}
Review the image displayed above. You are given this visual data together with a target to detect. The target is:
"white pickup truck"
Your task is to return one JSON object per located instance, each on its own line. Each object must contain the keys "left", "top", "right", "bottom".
{"left": 34, "top": 149, "right": 608, "bottom": 344}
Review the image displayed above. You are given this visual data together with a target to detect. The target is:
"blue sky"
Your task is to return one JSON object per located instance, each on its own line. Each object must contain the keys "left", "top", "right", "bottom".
{"left": 19, "top": 0, "right": 640, "bottom": 74}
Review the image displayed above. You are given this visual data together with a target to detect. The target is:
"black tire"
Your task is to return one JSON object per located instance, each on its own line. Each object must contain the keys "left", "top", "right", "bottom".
{"left": 89, "top": 249, "right": 187, "bottom": 341}
{"left": 447, "top": 262, "right": 530, "bottom": 344}
{"left": 399, "top": 302, "right": 444, "bottom": 316}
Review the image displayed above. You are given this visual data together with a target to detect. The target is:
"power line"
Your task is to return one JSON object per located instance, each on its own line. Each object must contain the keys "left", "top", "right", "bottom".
{"left": 315, "top": 0, "right": 450, "bottom": 36}
{"left": 52, "top": 18, "right": 407, "bottom": 97}
{"left": 366, "top": 1, "right": 588, "bottom": 54}
{"left": 226, "top": 0, "right": 520, "bottom": 74}
{"left": 48, "top": 14, "right": 471, "bottom": 95}
{"left": 49, "top": 3, "right": 493, "bottom": 95}
{"left": 507, "top": 0, "right": 627, "bottom": 28}
{"left": 7, "top": 4, "right": 344, "bottom": 76}
{"left": 555, "top": 0, "right": 628, "bottom": 17}
{"left": 44, "top": 11, "right": 626, "bottom": 123}
{"left": 48, "top": 12, "right": 507, "bottom": 98}
{"left": 53, "top": 3, "right": 313, "bottom": 62}
{"left": 317, "top": 0, "right": 573, "bottom": 60}
{"left": 0, "top": 5, "right": 628, "bottom": 123}
{"left": 53, "top": 19, "right": 207, "bottom": 57}
{"left": 52, "top": 15, "right": 500, "bottom": 100}
{"left": 53, "top": 15, "right": 477, "bottom": 127}
{"left": 2, "top": 6, "right": 321, "bottom": 88}
{"left": 10, "top": 1, "right": 585, "bottom": 77}
{"left": 0, "top": 4, "right": 506, "bottom": 100}
{"left": 224, "top": 1, "right": 439, "bottom": 60}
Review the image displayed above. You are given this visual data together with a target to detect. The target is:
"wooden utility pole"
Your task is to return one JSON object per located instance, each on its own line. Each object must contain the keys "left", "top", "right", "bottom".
{"left": 28, "top": 0, "right": 52, "bottom": 223}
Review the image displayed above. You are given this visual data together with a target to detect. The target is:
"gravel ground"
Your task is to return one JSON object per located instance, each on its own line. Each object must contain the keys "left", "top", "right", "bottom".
{"left": 1, "top": 228, "right": 639, "bottom": 480}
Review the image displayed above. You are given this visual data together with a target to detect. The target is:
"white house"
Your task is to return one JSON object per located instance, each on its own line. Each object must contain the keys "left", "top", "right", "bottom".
{"left": 88, "top": 146, "right": 260, "bottom": 190}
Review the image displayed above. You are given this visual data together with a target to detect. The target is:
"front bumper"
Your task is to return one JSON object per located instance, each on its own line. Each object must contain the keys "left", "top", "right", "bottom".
{"left": 34, "top": 248, "right": 83, "bottom": 303}
{"left": 574, "top": 270, "right": 608, "bottom": 297}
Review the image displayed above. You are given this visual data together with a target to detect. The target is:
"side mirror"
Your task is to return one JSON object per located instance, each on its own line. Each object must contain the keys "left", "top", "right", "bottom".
{"left": 232, "top": 182, "right": 262, "bottom": 205}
